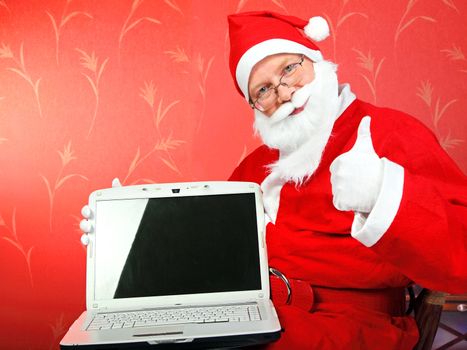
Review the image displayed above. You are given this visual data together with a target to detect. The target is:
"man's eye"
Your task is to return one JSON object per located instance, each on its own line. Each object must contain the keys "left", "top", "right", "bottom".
{"left": 283, "top": 63, "right": 297, "bottom": 74}
{"left": 257, "top": 86, "right": 270, "bottom": 97}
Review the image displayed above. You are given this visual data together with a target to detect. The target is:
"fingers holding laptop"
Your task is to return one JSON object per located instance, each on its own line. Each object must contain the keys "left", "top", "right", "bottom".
{"left": 80, "top": 203, "right": 93, "bottom": 243}
{"left": 80, "top": 177, "right": 122, "bottom": 246}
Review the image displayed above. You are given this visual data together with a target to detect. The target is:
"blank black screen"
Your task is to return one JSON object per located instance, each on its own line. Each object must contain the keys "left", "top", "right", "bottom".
{"left": 114, "top": 193, "right": 261, "bottom": 298}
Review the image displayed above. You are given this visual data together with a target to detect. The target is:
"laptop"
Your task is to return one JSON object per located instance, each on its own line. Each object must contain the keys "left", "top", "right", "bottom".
{"left": 60, "top": 181, "right": 281, "bottom": 349}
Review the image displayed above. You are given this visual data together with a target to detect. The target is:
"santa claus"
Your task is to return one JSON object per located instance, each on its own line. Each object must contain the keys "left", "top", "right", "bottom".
{"left": 227, "top": 11, "right": 467, "bottom": 349}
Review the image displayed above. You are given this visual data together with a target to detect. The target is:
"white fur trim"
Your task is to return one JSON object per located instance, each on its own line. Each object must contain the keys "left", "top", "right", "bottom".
{"left": 351, "top": 158, "right": 404, "bottom": 247}
{"left": 260, "top": 172, "right": 285, "bottom": 224}
{"left": 236, "top": 39, "right": 323, "bottom": 101}
{"left": 336, "top": 84, "right": 356, "bottom": 117}
{"left": 304, "top": 16, "right": 330, "bottom": 42}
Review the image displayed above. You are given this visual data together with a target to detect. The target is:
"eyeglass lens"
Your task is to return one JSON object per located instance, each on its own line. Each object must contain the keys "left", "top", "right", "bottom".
{"left": 254, "top": 62, "right": 303, "bottom": 111}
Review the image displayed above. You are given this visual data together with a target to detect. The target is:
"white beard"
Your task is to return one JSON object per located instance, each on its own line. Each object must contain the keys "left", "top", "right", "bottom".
{"left": 253, "top": 60, "right": 339, "bottom": 185}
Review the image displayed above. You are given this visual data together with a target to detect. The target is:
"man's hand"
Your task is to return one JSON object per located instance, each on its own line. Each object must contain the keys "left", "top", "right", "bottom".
{"left": 330, "top": 116, "right": 383, "bottom": 213}
{"left": 80, "top": 177, "right": 122, "bottom": 245}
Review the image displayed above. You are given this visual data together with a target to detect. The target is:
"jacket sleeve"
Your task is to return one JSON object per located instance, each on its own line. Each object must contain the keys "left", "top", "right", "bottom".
{"left": 351, "top": 114, "right": 467, "bottom": 294}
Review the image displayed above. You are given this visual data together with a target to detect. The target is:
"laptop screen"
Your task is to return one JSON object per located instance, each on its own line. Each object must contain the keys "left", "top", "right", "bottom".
{"left": 94, "top": 193, "right": 261, "bottom": 301}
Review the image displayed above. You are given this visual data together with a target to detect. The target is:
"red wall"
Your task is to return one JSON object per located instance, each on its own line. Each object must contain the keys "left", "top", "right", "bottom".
{"left": 0, "top": 0, "right": 465, "bottom": 348}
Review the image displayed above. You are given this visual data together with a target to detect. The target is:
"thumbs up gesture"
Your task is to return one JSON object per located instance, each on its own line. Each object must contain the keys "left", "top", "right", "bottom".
{"left": 330, "top": 116, "right": 383, "bottom": 213}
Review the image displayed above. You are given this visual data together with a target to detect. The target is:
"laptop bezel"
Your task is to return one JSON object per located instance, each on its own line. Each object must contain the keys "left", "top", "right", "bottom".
{"left": 85, "top": 181, "right": 270, "bottom": 311}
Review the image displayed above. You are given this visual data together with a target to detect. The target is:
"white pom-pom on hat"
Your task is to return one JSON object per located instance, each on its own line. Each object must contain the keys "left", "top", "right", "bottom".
{"left": 304, "top": 16, "right": 330, "bottom": 42}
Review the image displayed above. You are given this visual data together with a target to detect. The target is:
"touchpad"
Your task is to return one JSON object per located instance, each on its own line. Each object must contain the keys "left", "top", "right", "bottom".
{"left": 132, "top": 325, "right": 184, "bottom": 337}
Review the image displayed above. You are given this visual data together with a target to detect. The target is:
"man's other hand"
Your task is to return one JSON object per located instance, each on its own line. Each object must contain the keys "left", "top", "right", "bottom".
{"left": 80, "top": 177, "right": 122, "bottom": 245}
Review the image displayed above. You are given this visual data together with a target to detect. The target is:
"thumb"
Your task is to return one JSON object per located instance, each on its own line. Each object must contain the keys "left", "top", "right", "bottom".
{"left": 350, "top": 116, "right": 377, "bottom": 154}
{"left": 112, "top": 177, "right": 122, "bottom": 188}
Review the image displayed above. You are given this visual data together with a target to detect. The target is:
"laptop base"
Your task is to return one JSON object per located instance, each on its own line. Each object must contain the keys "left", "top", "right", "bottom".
{"left": 60, "top": 330, "right": 281, "bottom": 349}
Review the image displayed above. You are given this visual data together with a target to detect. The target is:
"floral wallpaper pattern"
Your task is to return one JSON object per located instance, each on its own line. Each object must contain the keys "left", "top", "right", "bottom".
{"left": 0, "top": 0, "right": 465, "bottom": 348}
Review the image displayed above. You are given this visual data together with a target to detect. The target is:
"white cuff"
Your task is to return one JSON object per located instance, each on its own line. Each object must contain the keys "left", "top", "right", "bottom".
{"left": 351, "top": 158, "right": 404, "bottom": 247}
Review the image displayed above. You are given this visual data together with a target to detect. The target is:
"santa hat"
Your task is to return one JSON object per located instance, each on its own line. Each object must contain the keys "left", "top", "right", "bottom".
{"left": 228, "top": 11, "right": 330, "bottom": 101}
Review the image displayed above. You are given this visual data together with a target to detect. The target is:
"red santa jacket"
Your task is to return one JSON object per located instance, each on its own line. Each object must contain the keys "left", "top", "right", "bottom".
{"left": 230, "top": 98, "right": 467, "bottom": 295}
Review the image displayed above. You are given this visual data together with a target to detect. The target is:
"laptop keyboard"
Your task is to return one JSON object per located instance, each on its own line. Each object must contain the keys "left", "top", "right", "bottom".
{"left": 87, "top": 303, "right": 261, "bottom": 330}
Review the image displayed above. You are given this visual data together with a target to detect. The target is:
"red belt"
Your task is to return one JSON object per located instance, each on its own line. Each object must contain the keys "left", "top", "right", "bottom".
{"left": 269, "top": 268, "right": 406, "bottom": 317}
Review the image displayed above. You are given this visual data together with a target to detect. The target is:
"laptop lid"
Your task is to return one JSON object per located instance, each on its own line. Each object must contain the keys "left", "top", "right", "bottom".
{"left": 85, "top": 181, "right": 270, "bottom": 312}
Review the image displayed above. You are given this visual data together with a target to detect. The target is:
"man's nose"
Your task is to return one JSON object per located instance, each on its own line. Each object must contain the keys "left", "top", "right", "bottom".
{"left": 276, "top": 83, "right": 296, "bottom": 103}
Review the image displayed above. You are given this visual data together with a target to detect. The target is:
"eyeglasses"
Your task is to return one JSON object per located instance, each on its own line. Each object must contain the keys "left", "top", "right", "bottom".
{"left": 249, "top": 55, "right": 305, "bottom": 112}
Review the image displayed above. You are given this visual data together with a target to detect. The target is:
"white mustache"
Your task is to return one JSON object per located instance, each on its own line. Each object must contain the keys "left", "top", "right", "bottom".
{"left": 268, "top": 82, "right": 314, "bottom": 125}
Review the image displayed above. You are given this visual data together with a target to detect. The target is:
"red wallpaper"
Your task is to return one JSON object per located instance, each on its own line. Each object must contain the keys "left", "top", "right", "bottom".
{"left": 0, "top": 0, "right": 465, "bottom": 348}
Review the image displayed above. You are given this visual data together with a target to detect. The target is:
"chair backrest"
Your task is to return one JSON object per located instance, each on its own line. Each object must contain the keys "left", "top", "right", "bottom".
{"left": 412, "top": 289, "right": 447, "bottom": 350}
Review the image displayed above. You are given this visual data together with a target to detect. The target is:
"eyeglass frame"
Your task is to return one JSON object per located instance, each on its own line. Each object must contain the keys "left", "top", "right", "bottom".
{"left": 248, "top": 54, "right": 305, "bottom": 111}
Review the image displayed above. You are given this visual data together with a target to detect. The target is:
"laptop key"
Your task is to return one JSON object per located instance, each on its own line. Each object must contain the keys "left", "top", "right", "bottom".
{"left": 163, "top": 319, "right": 193, "bottom": 325}
{"left": 87, "top": 325, "right": 102, "bottom": 330}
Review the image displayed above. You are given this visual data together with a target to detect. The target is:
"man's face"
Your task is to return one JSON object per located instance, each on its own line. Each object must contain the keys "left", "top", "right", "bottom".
{"left": 248, "top": 53, "right": 316, "bottom": 117}
{"left": 250, "top": 58, "right": 339, "bottom": 156}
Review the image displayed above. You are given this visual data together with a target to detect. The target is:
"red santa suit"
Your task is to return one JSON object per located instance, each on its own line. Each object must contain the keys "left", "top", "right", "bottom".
{"left": 229, "top": 85, "right": 467, "bottom": 349}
